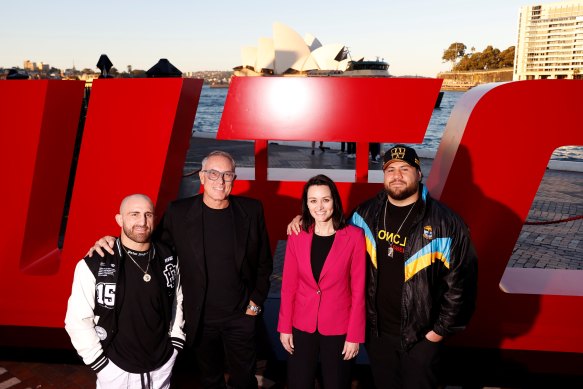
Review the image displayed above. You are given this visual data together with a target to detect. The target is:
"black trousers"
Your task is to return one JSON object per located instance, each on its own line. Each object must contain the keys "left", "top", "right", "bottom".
{"left": 287, "top": 328, "right": 352, "bottom": 389}
{"left": 366, "top": 333, "right": 442, "bottom": 389}
{"left": 194, "top": 315, "right": 258, "bottom": 389}
{"left": 347, "top": 142, "right": 356, "bottom": 154}
{"left": 369, "top": 143, "right": 381, "bottom": 159}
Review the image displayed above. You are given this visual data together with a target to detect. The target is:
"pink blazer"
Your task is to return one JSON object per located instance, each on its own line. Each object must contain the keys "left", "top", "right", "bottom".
{"left": 277, "top": 225, "right": 366, "bottom": 343}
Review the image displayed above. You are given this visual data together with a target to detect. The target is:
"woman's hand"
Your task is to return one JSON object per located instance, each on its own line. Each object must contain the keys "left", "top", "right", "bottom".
{"left": 286, "top": 215, "right": 302, "bottom": 235}
{"left": 342, "top": 341, "right": 359, "bottom": 360}
{"left": 280, "top": 333, "right": 294, "bottom": 355}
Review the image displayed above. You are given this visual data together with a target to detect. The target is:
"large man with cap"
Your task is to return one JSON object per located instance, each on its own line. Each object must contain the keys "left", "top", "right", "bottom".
{"left": 159, "top": 150, "right": 272, "bottom": 388}
{"left": 65, "top": 194, "right": 184, "bottom": 388}
{"left": 351, "top": 144, "right": 477, "bottom": 388}
{"left": 289, "top": 144, "right": 477, "bottom": 388}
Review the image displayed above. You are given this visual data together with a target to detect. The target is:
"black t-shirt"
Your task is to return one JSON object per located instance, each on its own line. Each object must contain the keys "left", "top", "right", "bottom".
{"left": 376, "top": 201, "right": 417, "bottom": 336}
{"left": 310, "top": 233, "right": 335, "bottom": 283}
{"left": 108, "top": 247, "right": 173, "bottom": 373}
{"left": 202, "top": 203, "right": 245, "bottom": 322}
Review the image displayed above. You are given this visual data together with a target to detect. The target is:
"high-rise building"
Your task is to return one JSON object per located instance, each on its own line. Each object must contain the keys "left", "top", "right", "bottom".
{"left": 23, "top": 60, "right": 38, "bottom": 71}
{"left": 514, "top": 0, "right": 583, "bottom": 80}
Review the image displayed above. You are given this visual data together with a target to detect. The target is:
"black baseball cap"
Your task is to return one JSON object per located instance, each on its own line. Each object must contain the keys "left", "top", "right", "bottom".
{"left": 382, "top": 145, "right": 421, "bottom": 171}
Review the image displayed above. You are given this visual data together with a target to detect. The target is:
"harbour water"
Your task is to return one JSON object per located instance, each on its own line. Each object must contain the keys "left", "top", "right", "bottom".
{"left": 193, "top": 86, "right": 582, "bottom": 162}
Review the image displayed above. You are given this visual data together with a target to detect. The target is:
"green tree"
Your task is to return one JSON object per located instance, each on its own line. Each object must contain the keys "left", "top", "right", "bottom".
{"left": 455, "top": 54, "right": 474, "bottom": 71}
{"left": 442, "top": 42, "right": 467, "bottom": 69}
{"left": 481, "top": 46, "right": 501, "bottom": 69}
{"left": 499, "top": 46, "right": 515, "bottom": 68}
{"left": 452, "top": 45, "right": 515, "bottom": 71}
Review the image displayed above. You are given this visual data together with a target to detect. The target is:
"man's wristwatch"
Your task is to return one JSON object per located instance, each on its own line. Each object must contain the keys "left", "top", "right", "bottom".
{"left": 247, "top": 304, "right": 262, "bottom": 314}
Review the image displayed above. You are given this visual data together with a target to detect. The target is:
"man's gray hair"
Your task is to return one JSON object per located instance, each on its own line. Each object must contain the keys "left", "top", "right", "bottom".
{"left": 201, "top": 150, "right": 237, "bottom": 171}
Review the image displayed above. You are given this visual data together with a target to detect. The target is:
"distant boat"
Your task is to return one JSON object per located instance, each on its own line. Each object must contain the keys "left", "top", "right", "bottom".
{"left": 341, "top": 58, "right": 390, "bottom": 77}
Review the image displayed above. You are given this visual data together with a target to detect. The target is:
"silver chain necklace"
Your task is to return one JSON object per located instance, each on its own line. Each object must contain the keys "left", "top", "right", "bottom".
{"left": 383, "top": 197, "right": 416, "bottom": 258}
{"left": 122, "top": 245, "right": 155, "bottom": 282}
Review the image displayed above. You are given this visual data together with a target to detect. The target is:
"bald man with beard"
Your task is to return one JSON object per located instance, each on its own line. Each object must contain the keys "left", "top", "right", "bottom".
{"left": 65, "top": 194, "right": 185, "bottom": 389}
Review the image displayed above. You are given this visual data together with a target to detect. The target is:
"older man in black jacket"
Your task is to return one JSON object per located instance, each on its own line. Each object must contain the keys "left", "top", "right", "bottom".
{"left": 160, "top": 150, "right": 272, "bottom": 389}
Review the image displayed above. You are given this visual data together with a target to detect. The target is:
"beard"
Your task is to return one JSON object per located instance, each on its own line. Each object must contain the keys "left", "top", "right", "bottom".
{"left": 385, "top": 180, "right": 419, "bottom": 201}
{"left": 123, "top": 224, "right": 152, "bottom": 244}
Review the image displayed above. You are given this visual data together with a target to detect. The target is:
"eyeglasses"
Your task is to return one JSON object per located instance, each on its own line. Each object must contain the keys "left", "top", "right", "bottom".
{"left": 202, "top": 169, "right": 236, "bottom": 182}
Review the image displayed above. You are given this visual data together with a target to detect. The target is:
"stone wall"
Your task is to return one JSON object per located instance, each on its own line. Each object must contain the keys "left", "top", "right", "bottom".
{"left": 437, "top": 68, "right": 513, "bottom": 90}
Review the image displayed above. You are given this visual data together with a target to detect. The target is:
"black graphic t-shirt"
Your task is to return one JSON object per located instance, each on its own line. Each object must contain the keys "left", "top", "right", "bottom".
{"left": 376, "top": 201, "right": 416, "bottom": 337}
{"left": 108, "top": 248, "right": 173, "bottom": 373}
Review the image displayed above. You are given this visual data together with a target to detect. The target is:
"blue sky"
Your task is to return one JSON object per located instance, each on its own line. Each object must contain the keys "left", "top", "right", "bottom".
{"left": 2, "top": 0, "right": 532, "bottom": 77}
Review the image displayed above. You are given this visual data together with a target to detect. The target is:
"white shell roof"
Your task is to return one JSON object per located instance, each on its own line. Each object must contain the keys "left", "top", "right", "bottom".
{"left": 337, "top": 58, "right": 350, "bottom": 71}
{"left": 241, "top": 46, "right": 258, "bottom": 69}
{"left": 273, "top": 22, "right": 312, "bottom": 74}
{"left": 290, "top": 53, "right": 319, "bottom": 72}
{"left": 255, "top": 37, "right": 275, "bottom": 72}
{"left": 304, "top": 33, "right": 322, "bottom": 51}
{"left": 311, "top": 44, "right": 345, "bottom": 70}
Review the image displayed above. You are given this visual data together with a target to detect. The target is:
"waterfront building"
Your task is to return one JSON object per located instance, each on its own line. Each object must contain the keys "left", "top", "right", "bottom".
{"left": 514, "top": 0, "right": 583, "bottom": 80}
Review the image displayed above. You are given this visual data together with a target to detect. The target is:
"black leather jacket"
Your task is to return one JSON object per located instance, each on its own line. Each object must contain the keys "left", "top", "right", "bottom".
{"left": 349, "top": 184, "right": 478, "bottom": 350}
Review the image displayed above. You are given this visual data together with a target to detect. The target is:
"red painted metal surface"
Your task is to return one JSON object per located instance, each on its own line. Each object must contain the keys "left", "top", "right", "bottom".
{"left": 427, "top": 80, "right": 583, "bottom": 353}
{"left": 220, "top": 78, "right": 583, "bottom": 354}
{"left": 1, "top": 76, "right": 581, "bottom": 356}
{"left": 0, "top": 78, "right": 203, "bottom": 328}
{"left": 217, "top": 76, "right": 443, "bottom": 249}
{"left": 0, "top": 80, "right": 85, "bottom": 325}
{"left": 219, "top": 76, "right": 443, "bottom": 181}
{"left": 227, "top": 181, "right": 383, "bottom": 257}
{"left": 219, "top": 77, "right": 442, "bottom": 142}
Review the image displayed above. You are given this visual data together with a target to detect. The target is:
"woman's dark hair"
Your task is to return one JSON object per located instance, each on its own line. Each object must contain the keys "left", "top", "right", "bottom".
{"left": 301, "top": 174, "right": 347, "bottom": 232}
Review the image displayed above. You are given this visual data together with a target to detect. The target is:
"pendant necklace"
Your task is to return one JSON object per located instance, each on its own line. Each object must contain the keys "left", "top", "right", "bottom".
{"left": 383, "top": 198, "right": 416, "bottom": 258}
{"left": 122, "top": 245, "right": 155, "bottom": 282}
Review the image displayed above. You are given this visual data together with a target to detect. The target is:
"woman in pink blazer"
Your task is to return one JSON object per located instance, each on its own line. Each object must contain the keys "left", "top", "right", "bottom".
{"left": 278, "top": 174, "right": 365, "bottom": 389}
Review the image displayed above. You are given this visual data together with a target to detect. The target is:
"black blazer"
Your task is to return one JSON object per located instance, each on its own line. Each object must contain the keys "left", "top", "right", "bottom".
{"left": 158, "top": 194, "right": 273, "bottom": 344}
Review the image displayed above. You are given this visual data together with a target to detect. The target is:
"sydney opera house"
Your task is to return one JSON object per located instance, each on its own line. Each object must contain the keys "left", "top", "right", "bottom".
{"left": 233, "top": 22, "right": 390, "bottom": 77}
